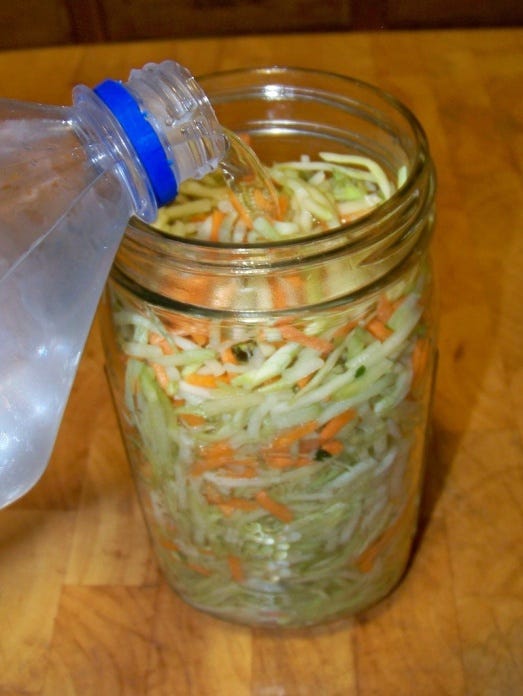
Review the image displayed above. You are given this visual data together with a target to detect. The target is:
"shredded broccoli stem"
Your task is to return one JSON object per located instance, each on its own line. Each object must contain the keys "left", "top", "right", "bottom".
{"left": 109, "top": 149, "right": 432, "bottom": 627}
{"left": 153, "top": 151, "right": 393, "bottom": 244}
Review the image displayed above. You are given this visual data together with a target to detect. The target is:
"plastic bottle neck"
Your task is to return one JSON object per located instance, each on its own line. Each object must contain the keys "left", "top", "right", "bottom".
{"left": 71, "top": 61, "right": 227, "bottom": 223}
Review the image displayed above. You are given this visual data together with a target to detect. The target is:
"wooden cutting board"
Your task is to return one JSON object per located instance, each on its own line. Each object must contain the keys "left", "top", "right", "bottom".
{"left": 0, "top": 27, "right": 522, "bottom": 695}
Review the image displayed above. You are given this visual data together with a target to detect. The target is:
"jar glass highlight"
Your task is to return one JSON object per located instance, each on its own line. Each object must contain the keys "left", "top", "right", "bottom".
{"left": 100, "top": 68, "right": 437, "bottom": 628}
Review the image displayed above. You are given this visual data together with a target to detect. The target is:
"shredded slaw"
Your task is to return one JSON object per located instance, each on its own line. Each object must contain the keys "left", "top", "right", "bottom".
{"left": 108, "top": 148, "right": 432, "bottom": 626}
{"left": 155, "top": 150, "right": 395, "bottom": 243}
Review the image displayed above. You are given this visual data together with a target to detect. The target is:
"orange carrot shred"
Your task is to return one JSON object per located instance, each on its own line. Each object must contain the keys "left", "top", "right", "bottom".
{"left": 159, "top": 537, "right": 179, "bottom": 552}
{"left": 202, "top": 441, "right": 233, "bottom": 457}
{"left": 270, "top": 420, "right": 318, "bottom": 449}
{"left": 150, "top": 333, "right": 173, "bottom": 354}
{"left": 220, "top": 346, "right": 239, "bottom": 365}
{"left": 253, "top": 188, "right": 273, "bottom": 213}
{"left": 191, "top": 440, "right": 235, "bottom": 473}
{"left": 149, "top": 332, "right": 164, "bottom": 345}
{"left": 184, "top": 372, "right": 218, "bottom": 388}
{"left": 190, "top": 332, "right": 209, "bottom": 347}
{"left": 320, "top": 439, "right": 344, "bottom": 456}
{"left": 264, "top": 453, "right": 310, "bottom": 469}
{"left": 216, "top": 372, "right": 232, "bottom": 385}
{"left": 179, "top": 413, "right": 206, "bottom": 427}
{"left": 296, "top": 374, "right": 313, "bottom": 390}
{"left": 186, "top": 562, "right": 212, "bottom": 577}
{"left": 228, "top": 555, "right": 245, "bottom": 583}
{"left": 191, "top": 444, "right": 234, "bottom": 475}
{"left": 376, "top": 295, "right": 395, "bottom": 323}
{"left": 152, "top": 363, "right": 169, "bottom": 389}
{"left": 255, "top": 491, "right": 294, "bottom": 523}
{"left": 229, "top": 190, "right": 254, "bottom": 228}
{"left": 319, "top": 409, "right": 356, "bottom": 442}
{"left": 366, "top": 318, "right": 393, "bottom": 342}
{"left": 268, "top": 277, "right": 288, "bottom": 310}
{"left": 192, "top": 459, "right": 226, "bottom": 475}
{"left": 210, "top": 208, "right": 226, "bottom": 242}
{"left": 278, "top": 194, "right": 288, "bottom": 219}
{"left": 299, "top": 436, "right": 321, "bottom": 453}
{"left": 279, "top": 324, "right": 334, "bottom": 354}
{"left": 333, "top": 320, "right": 358, "bottom": 341}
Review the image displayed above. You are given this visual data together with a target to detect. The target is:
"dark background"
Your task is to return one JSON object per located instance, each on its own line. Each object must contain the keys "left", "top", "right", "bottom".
{"left": 1, "top": 0, "right": 522, "bottom": 50}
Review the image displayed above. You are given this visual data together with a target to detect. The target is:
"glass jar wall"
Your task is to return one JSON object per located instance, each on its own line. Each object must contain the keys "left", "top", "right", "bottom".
{"left": 101, "top": 68, "right": 437, "bottom": 628}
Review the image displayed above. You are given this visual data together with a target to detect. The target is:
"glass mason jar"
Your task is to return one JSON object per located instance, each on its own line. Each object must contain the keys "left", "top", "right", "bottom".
{"left": 100, "top": 67, "right": 436, "bottom": 628}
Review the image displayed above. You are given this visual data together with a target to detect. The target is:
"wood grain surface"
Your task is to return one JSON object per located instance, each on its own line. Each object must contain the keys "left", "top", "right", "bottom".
{"left": 0, "top": 28, "right": 522, "bottom": 696}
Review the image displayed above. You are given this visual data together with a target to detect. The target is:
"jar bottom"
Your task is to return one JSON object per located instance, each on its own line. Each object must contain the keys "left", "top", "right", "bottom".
{"left": 147, "top": 497, "right": 420, "bottom": 629}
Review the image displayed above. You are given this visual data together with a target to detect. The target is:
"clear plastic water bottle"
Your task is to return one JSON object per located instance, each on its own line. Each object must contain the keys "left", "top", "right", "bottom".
{"left": 0, "top": 61, "right": 227, "bottom": 508}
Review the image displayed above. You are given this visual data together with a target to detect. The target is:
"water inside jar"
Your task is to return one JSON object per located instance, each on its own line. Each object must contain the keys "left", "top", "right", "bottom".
{"left": 218, "top": 128, "right": 280, "bottom": 221}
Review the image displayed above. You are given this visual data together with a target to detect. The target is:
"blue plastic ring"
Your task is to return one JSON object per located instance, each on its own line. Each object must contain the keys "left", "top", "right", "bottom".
{"left": 94, "top": 79, "right": 177, "bottom": 206}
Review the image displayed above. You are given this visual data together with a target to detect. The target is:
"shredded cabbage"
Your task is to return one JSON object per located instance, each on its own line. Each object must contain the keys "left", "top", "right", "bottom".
{"left": 108, "top": 151, "right": 433, "bottom": 626}
{"left": 155, "top": 151, "right": 399, "bottom": 243}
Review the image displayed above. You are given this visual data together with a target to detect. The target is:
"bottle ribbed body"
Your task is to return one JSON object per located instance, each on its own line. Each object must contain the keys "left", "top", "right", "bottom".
{"left": 0, "top": 61, "right": 226, "bottom": 508}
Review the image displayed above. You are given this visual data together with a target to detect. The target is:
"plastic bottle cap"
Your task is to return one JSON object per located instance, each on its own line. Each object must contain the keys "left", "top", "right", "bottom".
{"left": 94, "top": 79, "right": 177, "bottom": 206}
